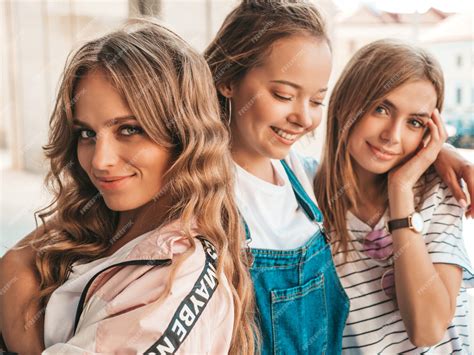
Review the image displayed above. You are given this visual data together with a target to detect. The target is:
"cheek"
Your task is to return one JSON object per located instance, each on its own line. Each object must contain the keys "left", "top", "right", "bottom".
{"left": 347, "top": 128, "right": 370, "bottom": 162}
{"left": 402, "top": 131, "right": 424, "bottom": 156}
{"left": 348, "top": 125, "right": 364, "bottom": 148}
{"left": 251, "top": 96, "right": 278, "bottom": 125}
{"left": 311, "top": 107, "right": 324, "bottom": 129}
{"left": 347, "top": 136, "right": 359, "bottom": 158}
{"left": 138, "top": 147, "right": 172, "bottom": 182}
{"left": 76, "top": 144, "right": 91, "bottom": 174}
{"left": 236, "top": 98, "right": 275, "bottom": 135}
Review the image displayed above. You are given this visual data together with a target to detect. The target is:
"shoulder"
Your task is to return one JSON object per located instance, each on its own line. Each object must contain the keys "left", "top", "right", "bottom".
{"left": 416, "top": 171, "right": 463, "bottom": 218}
{"left": 286, "top": 148, "right": 319, "bottom": 182}
{"left": 69, "top": 231, "right": 234, "bottom": 353}
{"left": 126, "top": 220, "right": 205, "bottom": 261}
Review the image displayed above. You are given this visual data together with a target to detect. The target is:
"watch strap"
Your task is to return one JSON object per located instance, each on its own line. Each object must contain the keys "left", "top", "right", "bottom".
{"left": 386, "top": 217, "right": 410, "bottom": 233}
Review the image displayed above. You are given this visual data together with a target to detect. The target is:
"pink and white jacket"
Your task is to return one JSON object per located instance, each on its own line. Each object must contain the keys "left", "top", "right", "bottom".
{"left": 42, "top": 221, "right": 234, "bottom": 354}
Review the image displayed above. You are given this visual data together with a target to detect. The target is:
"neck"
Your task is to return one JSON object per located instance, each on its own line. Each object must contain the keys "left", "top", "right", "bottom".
{"left": 231, "top": 146, "right": 277, "bottom": 185}
{"left": 354, "top": 165, "right": 386, "bottom": 202}
{"left": 107, "top": 192, "right": 173, "bottom": 255}
{"left": 350, "top": 164, "right": 388, "bottom": 228}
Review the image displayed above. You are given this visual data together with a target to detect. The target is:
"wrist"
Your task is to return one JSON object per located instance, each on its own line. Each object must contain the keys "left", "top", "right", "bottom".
{"left": 388, "top": 175, "right": 415, "bottom": 195}
{"left": 389, "top": 191, "right": 415, "bottom": 219}
{"left": 388, "top": 184, "right": 414, "bottom": 202}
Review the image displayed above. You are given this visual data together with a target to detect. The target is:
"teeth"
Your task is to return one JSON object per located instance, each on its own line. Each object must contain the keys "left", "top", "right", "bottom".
{"left": 272, "top": 127, "right": 297, "bottom": 141}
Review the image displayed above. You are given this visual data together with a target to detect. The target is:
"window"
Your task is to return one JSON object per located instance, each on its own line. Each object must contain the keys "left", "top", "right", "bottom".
{"left": 456, "top": 87, "right": 462, "bottom": 105}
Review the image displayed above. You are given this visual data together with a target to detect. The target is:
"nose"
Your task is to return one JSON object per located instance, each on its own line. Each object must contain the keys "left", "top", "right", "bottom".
{"left": 380, "top": 118, "right": 402, "bottom": 145}
{"left": 288, "top": 101, "right": 314, "bottom": 130}
{"left": 91, "top": 132, "right": 119, "bottom": 171}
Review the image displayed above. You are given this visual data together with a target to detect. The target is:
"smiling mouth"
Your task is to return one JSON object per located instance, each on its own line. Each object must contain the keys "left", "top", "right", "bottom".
{"left": 94, "top": 174, "right": 136, "bottom": 190}
{"left": 367, "top": 142, "right": 400, "bottom": 161}
{"left": 270, "top": 126, "right": 300, "bottom": 142}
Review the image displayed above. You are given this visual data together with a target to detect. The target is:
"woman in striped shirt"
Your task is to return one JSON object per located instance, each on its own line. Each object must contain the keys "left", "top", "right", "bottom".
{"left": 315, "top": 39, "right": 473, "bottom": 354}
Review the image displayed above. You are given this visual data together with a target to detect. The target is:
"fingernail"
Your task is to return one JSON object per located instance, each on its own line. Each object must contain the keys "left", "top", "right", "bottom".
{"left": 459, "top": 199, "right": 467, "bottom": 209}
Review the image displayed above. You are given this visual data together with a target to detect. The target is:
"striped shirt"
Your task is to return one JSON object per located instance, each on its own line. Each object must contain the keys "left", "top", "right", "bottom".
{"left": 332, "top": 172, "right": 474, "bottom": 354}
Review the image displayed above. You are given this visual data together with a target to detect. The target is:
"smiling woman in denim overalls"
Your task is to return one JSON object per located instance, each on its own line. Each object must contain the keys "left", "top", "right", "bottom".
{"left": 205, "top": 1, "right": 350, "bottom": 353}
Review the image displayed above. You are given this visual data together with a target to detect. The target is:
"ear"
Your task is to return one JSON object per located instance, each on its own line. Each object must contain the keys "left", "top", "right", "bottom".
{"left": 217, "top": 82, "right": 234, "bottom": 98}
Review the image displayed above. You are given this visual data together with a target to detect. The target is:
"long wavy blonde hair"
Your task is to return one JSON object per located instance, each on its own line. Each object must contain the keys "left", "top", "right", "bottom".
{"left": 314, "top": 39, "right": 445, "bottom": 258}
{"left": 23, "top": 18, "right": 256, "bottom": 353}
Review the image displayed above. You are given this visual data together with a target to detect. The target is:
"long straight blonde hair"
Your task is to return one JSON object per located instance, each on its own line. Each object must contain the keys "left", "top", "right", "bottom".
{"left": 314, "top": 39, "right": 444, "bottom": 257}
{"left": 25, "top": 18, "right": 256, "bottom": 354}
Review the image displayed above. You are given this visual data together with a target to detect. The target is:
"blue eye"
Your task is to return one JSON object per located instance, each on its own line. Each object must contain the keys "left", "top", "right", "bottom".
{"left": 375, "top": 106, "right": 388, "bottom": 115}
{"left": 409, "top": 119, "right": 424, "bottom": 129}
{"left": 78, "top": 129, "right": 95, "bottom": 139}
{"left": 120, "top": 125, "right": 143, "bottom": 136}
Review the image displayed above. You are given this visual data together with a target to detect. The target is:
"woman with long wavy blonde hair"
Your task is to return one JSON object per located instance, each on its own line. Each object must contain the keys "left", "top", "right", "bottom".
{"left": 0, "top": 19, "right": 256, "bottom": 354}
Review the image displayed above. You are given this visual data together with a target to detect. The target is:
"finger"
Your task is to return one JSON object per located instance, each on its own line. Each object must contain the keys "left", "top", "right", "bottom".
{"left": 445, "top": 170, "right": 468, "bottom": 207}
{"left": 431, "top": 109, "right": 448, "bottom": 141}
{"left": 462, "top": 165, "right": 474, "bottom": 218}
{"left": 424, "top": 119, "right": 440, "bottom": 148}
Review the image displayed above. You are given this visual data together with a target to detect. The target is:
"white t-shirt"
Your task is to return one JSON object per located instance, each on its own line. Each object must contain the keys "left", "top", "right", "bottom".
{"left": 234, "top": 149, "right": 322, "bottom": 250}
{"left": 332, "top": 172, "right": 474, "bottom": 354}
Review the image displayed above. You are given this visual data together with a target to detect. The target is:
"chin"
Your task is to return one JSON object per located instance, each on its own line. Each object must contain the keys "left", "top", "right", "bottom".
{"left": 102, "top": 198, "right": 138, "bottom": 212}
{"left": 267, "top": 146, "right": 292, "bottom": 160}
{"left": 361, "top": 160, "right": 395, "bottom": 175}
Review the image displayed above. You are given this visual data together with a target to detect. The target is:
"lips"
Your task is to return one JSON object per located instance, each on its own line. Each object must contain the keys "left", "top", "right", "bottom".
{"left": 367, "top": 142, "right": 399, "bottom": 161}
{"left": 96, "top": 176, "right": 131, "bottom": 182}
{"left": 94, "top": 174, "right": 136, "bottom": 190}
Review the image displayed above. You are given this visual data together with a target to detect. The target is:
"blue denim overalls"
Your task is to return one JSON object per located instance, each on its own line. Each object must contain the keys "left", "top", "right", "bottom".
{"left": 245, "top": 160, "right": 349, "bottom": 355}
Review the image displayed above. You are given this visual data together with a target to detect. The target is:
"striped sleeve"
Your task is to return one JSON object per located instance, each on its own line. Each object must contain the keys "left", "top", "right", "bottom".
{"left": 423, "top": 180, "right": 474, "bottom": 288}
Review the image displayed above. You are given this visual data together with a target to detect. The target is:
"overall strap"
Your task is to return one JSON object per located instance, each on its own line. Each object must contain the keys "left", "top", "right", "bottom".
{"left": 240, "top": 160, "right": 324, "bottom": 243}
{"left": 280, "top": 159, "right": 323, "bottom": 223}
{"left": 242, "top": 213, "right": 252, "bottom": 241}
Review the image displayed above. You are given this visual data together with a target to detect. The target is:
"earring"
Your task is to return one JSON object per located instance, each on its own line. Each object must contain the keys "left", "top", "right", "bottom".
{"left": 226, "top": 97, "right": 232, "bottom": 125}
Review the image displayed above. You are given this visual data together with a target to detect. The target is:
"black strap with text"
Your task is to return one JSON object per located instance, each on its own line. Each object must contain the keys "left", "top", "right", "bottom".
{"left": 144, "top": 237, "right": 219, "bottom": 354}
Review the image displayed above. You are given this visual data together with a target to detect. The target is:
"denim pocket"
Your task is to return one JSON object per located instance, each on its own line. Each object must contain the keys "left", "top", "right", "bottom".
{"left": 271, "top": 274, "right": 328, "bottom": 354}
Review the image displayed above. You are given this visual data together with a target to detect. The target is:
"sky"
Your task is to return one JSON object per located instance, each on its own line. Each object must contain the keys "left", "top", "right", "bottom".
{"left": 332, "top": 0, "right": 474, "bottom": 13}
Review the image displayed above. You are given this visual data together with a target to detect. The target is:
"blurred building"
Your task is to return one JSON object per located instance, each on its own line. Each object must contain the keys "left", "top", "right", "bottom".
{"left": 331, "top": 5, "right": 451, "bottom": 76}
{"left": 1, "top": 1, "right": 472, "bottom": 171}
{"left": 327, "top": 5, "right": 474, "bottom": 149}
{"left": 421, "top": 12, "right": 474, "bottom": 147}
{"left": 1, "top": 0, "right": 129, "bottom": 172}
{"left": 1, "top": 0, "right": 340, "bottom": 172}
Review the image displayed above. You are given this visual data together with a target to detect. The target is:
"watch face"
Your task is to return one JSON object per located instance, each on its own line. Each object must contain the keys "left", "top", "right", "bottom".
{"left": 411, "top": 212, "right": 424, "bottom": 233}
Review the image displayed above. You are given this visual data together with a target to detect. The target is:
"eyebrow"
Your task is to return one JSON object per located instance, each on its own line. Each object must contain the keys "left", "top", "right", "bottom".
{"left": 72, "top": 115, "right": 137, "bottom": 128}
{"left": 270, "top": 80, "right": 328, "bottom": 93}
{"left": 382, "top": 99, "right": 431, "bottom": 119}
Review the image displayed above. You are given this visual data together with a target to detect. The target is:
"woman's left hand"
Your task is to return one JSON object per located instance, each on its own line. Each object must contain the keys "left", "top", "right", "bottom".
{"left": 434, "top": 144, "right": 474, "bottom": 218}
{"left": 388, "top": 108, "right": 448, "bottom": 194}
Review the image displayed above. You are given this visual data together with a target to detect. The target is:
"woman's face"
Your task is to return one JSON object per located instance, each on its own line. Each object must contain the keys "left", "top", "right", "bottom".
{"left": 74, "top": 69, "right": 172, "bottom": 212}
{"left": 348, "top": 80, "right": 437, "bottom": 176}
{"left": 223, "top": 35, "right": 332, "bottom": 161}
